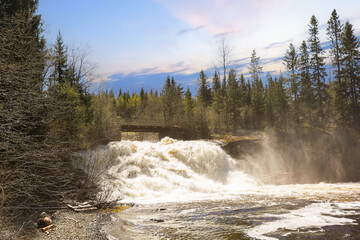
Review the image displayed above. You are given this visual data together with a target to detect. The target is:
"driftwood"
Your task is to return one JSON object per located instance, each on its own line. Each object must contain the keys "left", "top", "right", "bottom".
{"left": 65, "top": 200, "right": 136, "bottom": 212}
{"left": 41, "top": 224, "right": 55, "bottom": 232}
{"left": 66, "top": 203, "right": 98, "bottom": 212}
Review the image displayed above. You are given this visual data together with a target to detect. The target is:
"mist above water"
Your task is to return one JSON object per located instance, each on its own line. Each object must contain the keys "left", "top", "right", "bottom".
{"left": 97, "top": 131, "right": 360, "bottom": 203}
{"left": 237, "top": 131, "right": 359, "bottom": 185}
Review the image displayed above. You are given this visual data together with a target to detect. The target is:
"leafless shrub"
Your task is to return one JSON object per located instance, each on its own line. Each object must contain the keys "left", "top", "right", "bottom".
{"left": 71, "top": 146, "right": 119, "bottom": 203}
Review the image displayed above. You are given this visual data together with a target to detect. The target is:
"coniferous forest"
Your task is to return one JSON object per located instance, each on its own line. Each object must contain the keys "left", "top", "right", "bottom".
{"left": 1, "top": 0, "right": 360, "bottom": 227}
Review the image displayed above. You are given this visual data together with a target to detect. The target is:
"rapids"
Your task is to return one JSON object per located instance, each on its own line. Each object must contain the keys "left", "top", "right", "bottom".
{"left": 97, "top": 138, "right": 360, "bottom": 239}
{"left": 102, "top": 137, "right": 257, "bottom": 203}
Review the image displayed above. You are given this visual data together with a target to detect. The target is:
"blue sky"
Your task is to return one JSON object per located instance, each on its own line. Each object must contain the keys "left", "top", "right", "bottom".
{"left": 38, "top": 0, "right": 360, "bottom": 94}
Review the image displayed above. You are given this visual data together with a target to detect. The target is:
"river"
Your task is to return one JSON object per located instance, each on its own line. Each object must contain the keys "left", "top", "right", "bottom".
{"left": 97, "top": 138, "right": 360, "bottom": 239}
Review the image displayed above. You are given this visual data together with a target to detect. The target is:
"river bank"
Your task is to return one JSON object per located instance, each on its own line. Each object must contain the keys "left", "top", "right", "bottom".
{"left": 32, "top": 209, "right": 110, "bottom": 240}
{"left": 0, "top": 209, "right": 110, "bottom": 240}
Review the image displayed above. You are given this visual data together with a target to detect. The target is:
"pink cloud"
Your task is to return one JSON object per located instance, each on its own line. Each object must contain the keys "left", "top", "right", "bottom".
{"left": 157, "top": 0, "right": 293, "bottom": 36}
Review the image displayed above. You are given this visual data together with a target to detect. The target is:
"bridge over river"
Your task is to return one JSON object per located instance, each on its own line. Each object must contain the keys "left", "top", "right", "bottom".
{"left": 120, "top": 124, "right": 189, "bottom": 140}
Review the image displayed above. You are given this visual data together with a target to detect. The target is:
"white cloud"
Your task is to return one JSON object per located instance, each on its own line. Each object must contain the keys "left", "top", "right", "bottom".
{"left": 157, "top": 0, "right": 293, "bottom": 36}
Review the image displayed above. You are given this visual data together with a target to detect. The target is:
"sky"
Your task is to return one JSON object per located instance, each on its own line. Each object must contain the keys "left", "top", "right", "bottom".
{"left": 38, "top": 0, "right": 360, "bottom": 94}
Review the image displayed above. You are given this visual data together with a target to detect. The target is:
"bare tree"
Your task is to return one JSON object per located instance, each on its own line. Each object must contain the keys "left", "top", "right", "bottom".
{"left": 218, "top": 35, "right": 233, "bottom": 82}
{"left": 68, "top": 44, "right": 96, "bottom": 90}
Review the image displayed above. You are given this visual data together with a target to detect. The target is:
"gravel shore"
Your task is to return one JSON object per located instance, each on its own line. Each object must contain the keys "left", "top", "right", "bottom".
{"left": 33, "top": 209, "right": 111, "bottom": 240}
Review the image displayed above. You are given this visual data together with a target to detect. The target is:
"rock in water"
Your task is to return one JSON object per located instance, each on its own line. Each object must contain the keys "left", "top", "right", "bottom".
{"left": 37, "top": 212, "right": 52, "bottom": 228}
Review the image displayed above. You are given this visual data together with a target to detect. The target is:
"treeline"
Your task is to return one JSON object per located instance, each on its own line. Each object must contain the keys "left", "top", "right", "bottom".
{"left": 95, "top": 10, "right": 360, "bottom": 140}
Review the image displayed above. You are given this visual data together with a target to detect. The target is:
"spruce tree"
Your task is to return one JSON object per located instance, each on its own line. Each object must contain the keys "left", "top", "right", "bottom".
{"left": 264, "top": 74, "right": 275, "bottom": 128}
{"left": 51, "top": 31, "right": 68, "bottom": 85}
{"left": 161, "top": 76, "right": 183, "bottom": 125}
{"left": 341, "top": 21, "right": 360, "bottom": 129}
{"left": 298, "top": 40, "right": 314, "bottom": 127}
{"left": 212, "top": 70, "right": 221, "bottom": 109}
{"left": 308, "top": 15, "right": 328, "bottom": 123}
{"left": 327, "top": 9, "right": 343, "bottom": 82}
{"left": 249, "top": 49, "right": 262, "bottom": 81}
{"left": 197, "top": 70, "right": 211, "bottom": 107}
{"left": 275, "top": 75, "right": 289, "bottom": 130}
{"left": 327, "top": 10, "right": 347, "bottom": 125}
{"left": 227, "top": 68, "right": 239, "bottom": 134}
{"left": 211, "top": 71, "right": 223, "bottom": 132}
{"left": 197, "top": 70, "right": 211, "bottom": 137}
{"left": 161, "top": 76, "right": 173, "bottom": 123}
{"left": 249, "top": 49, "right": 264, "bottom": 129}
{"left": 184, "top": 87, "right": 195, "bottom": 132}
{"left": 238, "top": 74, "right": 248, "bottom": 128}
{"left": 283, "top": 43, "right": 300, "bottom": 126}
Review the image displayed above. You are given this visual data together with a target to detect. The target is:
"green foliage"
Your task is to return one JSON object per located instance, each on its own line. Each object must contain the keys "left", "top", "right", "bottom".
{"left": 249, "top": 49, "right": 262, "bottom": 81}
{"left": 226, "top": 69, "right": 240, "bottom": 134}
{"left": 249, "top": 49, "right": 265, "bottom": 129}
{"left": 184, "top": 87, "right": 195, "bottom": 132}
{"left": 251, "top": 76, "right": 265, "bottom": 129}
{"left": 161, "top": 76, "right": 184, "bottom": 125}
{"left": 48, "top": 83, "right": 87, "bottom": 146}
{"left": 197, "top": 70, "right": 212, "bottom": 107}
{"left": 341, "top": 21, "right": 360, "bottom": 129}
{"left": 308, "top": 15, "right": 328, "bottom": 122}
{"left": 196, "top": 71, "right": 211, "bottom": 137}
{"left": 283, "top": 43, "right": 300, "bottom": 126}
{"left": 327, "top": 9, "right": 343, "bottom": 82}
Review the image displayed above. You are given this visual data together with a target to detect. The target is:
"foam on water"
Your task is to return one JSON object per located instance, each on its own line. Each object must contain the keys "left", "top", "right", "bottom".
{"left": 97, "top": 138, "right": 360, "bottom": 239}
{"left": 101, "top": 137, "right": 257, "bottom": 203}
{"left": 247, "top": 201, "right": 360, "bottom": 240}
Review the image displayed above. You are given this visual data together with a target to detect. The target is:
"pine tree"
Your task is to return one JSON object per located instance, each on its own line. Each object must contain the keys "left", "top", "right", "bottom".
{"left": 161, "top": 76, "right": 173, "bottom": 123}
{"left": 221, "top": 74, "right": 228, "bottom": 130}
{"left": 251, "top": 78, "right": 265, "bottom": 130}
{"left": 227, "top": 68, "right": 239, "bottom": 134}
{"left": 139, "top": 87, "right": 147, "bottom": 118}
{"left": 298, "top": 40, "right": 314, "bottom": 127}
{"left": 211, "top": 71, "right": 223, "bottom": 132}
{"left": 51, "top": 31, "right": 68, "bottom": 85}
{"left": 184, "top": 87, "right": 195, "bottom": 132}
{"left": 161, "top": 76, "right": 184, "bottom": 125}
{"left": 327, "top": 9, "right": 343, "bottom": 82}
{"left": 327, "top": 10, "right": 347, "bottom": 125}
{"left": 308, "top": 15, "right": 328, "bottom": 123}
{"left": 238, "top": 74, "right": 248, "bottom": 128}
{"left": 197, "top": 70, "right": 211, "bottom": 107}
{"left": 249, "top": 49, "right": 262, "bottom": 81}
{"left": 283, "top": 42, "right": 300, "bottom": 126}
{"left": 212, "top": 70, "right": 222, "bottom": 113}
{"left": 275, "top": 75, "right": 289, "bottom": 130}
{"left": 197, "top": 71, "right": 211, "bottom": 136}
{"left": 264, "top": 74, "right": 275, "bottom": 128}
{"left": 341, "top": 21, "right": 360, "bottom": 129}
{"left": 249, "top": 49, "right": 264, "bottom": 129}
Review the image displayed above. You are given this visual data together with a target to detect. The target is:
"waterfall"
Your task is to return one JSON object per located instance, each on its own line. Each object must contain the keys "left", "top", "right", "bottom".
{"left": 100, "top": 137, "right": 257, "bottom": 203}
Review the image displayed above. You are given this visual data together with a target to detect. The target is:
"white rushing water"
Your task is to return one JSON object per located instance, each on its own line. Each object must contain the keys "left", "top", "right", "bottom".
{"left": 101, "top": 137, "right": 257, "bottom": 203}
{"left": 98, "top": 138, "right": 360, "bottom": 239}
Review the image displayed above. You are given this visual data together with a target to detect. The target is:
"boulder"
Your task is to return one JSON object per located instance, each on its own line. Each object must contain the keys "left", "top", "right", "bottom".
{"left": 37, "top": 212, "right": 52, "bottom": 228}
